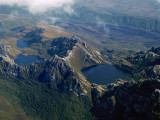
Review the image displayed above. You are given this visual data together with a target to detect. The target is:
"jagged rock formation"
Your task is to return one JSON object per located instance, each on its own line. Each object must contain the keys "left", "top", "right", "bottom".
{"left": 0, "top": 35, "right": 107, "bottom": 97}
{"left": 0, "top": 56, "right": 89, "bottom": 95}
{"left": 0, "top": 44, "right": 15, "bottom": 64}
{"left": 115, "top": 47, "right": 160, "bottom": 79}
{"left": 1, "top": 29, "right": 160, "bottom": 120}
{"left": 0, "top": 44, "right": 8, "bottom": 57}
{"left": 48, "top": 37, "right": 77, "bottom": 58}
{"left": 0, "top": 35, "right": 107, "bottom": 120}
{"left": 90, "top": 47, "right": 160, "bottom": 120}
{"left": 16, "top": 26, "right": 107, "bottom": 70}
{"left": 91, "top": 79, "right": 160, "bottom": 120}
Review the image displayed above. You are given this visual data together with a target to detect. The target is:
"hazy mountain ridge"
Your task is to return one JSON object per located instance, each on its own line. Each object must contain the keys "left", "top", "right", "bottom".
{"left": 1, "top": 1, "right": 160, "bottom": 31}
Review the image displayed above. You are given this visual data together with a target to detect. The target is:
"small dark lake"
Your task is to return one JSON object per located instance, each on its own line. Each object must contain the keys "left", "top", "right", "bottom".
{"left": 82, "top": 64, "right": 130, "bottom": 85}
{"left": 10, "top": 26, "right": 25, "bottom": 32}
{"left": 17, "top": 39, "right": 29, "bottom": 48}
{"left": 14, "top": 54, "right": 43, "bottom": 65}
{"left": 106, "top": 58, "right": 114, "bottom": 63}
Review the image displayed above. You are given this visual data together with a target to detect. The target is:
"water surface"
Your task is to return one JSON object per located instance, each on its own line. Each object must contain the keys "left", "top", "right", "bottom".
{"left": 10, "top": 26, "right": 24, "bottom": 32}
{"left": 17, "top": 39, "right": 29, "bottom": 48}
{"left": 106, "top": 58, "right": 115, "bottom": 63}
{"left": 14, "top": 54, "right": 43, "bottom": 65}
{"left": 82, "top": 64, "right": 130, "bottom": 85}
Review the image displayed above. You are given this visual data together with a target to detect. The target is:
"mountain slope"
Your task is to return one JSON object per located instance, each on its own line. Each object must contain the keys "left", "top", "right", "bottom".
{"left": 0, "top": 35, "right": 106, "bottom": 120}
{"left": 91, "top": 78, "right": 160, "bottom": 120}
{"left": 90, "top": 47, "right": 160, "bottom": 120}
{"left": 0, "top": 26, "right": 160, "bottom": 120}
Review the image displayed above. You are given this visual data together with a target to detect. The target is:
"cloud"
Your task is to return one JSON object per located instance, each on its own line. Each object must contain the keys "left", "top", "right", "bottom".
{"left": 38, "top": 17, "right": 59, "bottom": 25}
{"left": 0, "top": 0, "right": 75, "bottom": 14}
{"left": 96, "top": 18, "right": 110, "bottom": 34}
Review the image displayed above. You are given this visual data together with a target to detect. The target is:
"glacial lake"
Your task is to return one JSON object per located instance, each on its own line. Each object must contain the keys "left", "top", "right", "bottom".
{"left": 17, "top": 39, "right": 29, "bottom": 48}
{"left": 82, "top": 64, "right": 130, "bottom": 85}
{"left": 14, "top": 54, "right": 43, "bottom": 65}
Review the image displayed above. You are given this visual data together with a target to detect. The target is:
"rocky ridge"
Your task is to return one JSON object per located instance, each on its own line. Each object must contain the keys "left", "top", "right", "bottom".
{"left": 1, "top": 31, "right": 160, "bottom": 119}
{"left": 91, "top": 78, "right": 160, "bottom": 120}
{"left": 90, "top": 47, "right": 160, "bottom": 120}
{"left": 0, "top": 36, "right": 107, "bottom": 97}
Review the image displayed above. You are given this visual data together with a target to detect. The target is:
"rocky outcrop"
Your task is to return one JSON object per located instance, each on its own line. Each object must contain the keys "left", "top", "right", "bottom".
{"left": 151, "top": 65, "right": 160, "bottom": 77}
{"left": 2, "top": 28, "right": 160, "bottom": 120}
{"left": 39, "top": 70, "right": 57, "bottom": 82}
{"left": 91, "top": 79, "right": 160, "bottom": 120}
{"left": 0, "top": 44, "right": 8, "bottom": 57}
{"left": 47, "top": 37, "right": 77, "bottom": 58}
{"left": 115, "top": 47, "right": 160, "bottom": 78}
{"left": 0, "top": 55, "right": 90, "bottom": 96}
{"left": 0, "top": 35, "right": 107, "bottom": 98}
{"left": 0, "top": 44, "right": 15, "bottom": 64}
{"left": 90, "top": 47, "right": 160, "bottom": 120}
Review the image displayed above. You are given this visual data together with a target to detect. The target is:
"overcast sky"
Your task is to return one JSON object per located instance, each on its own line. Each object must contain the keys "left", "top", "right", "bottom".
{"left": 0, "top": 0, "right": 75, "bottom": 14}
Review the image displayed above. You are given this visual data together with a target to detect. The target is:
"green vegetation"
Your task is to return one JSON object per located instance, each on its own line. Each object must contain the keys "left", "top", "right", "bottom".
{"left": 0, "top": 54, "right": 96, "bottom": 120}
{"left": 0, "top": 76, "right": 95, "bottom": 120}
{"left": 0, "top": 78, "right": 30, "bottom": 120}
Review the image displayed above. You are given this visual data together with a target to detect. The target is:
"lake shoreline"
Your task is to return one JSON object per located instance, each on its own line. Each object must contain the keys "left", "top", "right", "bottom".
{"left": 81, "top": 64, "right": 131, "bottom": 85}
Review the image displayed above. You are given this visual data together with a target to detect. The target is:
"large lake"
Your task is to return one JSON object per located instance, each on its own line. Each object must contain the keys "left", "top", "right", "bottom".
{"left": 14, "top": 54, "right": 43, "bottom": 65}
{"left": 82, "top": 64, "right": 130, "bottom": 85}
